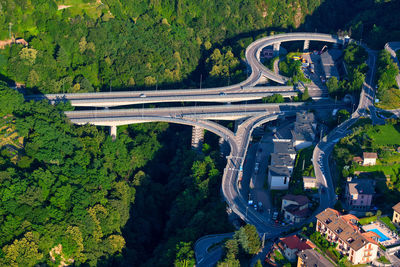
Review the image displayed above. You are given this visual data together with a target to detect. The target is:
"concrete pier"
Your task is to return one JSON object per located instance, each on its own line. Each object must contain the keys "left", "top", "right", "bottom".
{"left": 191, "top": 126, "right": 204, "bottom": 150}
{"left": 110, "top": 125, "right": 117, "bottom": 140}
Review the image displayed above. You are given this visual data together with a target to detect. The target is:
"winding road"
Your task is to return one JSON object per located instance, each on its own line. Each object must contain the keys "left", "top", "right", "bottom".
{"left": 41, "top": 32, "right": 384, "bottom": 266}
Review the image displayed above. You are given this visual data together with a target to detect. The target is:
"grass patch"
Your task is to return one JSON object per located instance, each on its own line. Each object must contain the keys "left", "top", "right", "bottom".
{"left": 365, "top": 123, "right": 400, "bottom": 146}
{"left": 359, "top": 215, "right": 377, "bottom": 225}
{"left": 376, "top": 88, "right": 400, "bottom": 110}
{"left": 56, "top": 0, "right": 109, "bottom": 19}
{"left": 378, "top": 256, "right": 391, "bottom": 264}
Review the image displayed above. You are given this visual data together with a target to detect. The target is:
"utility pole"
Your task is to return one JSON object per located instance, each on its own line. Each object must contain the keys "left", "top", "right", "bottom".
{"left": 200, "top": 74, "right": 202, "bottom": 91}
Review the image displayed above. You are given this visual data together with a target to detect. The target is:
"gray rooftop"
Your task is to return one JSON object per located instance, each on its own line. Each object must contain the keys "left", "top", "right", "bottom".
{"left": 296, "top": 111, "right": 315, "bottom": 124}
{"left": 273, "top": 140, "right": 295, "bottom": 154}
{"left": 298, "top": 249, "right": 335, "bottom": 267}
{"left": 271, "top": 153, "right": 295, "bottom": 167}
{"left": 347, "top": 179, "right": 376, "bottom": 195}
{"left": 269, "top": 166, "right": 290, "bottom": 177}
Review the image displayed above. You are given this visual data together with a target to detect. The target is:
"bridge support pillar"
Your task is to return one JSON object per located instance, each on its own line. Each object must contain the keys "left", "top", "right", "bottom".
{"left": 273, "top": 42, "right": 281, "bottom": 56}
{"left": 191, "top": 126, "right": 204, "bottom": 151}
{"left": 303, "top": 40, "right": 310, "bottom": 51}
{"left": 110, "top": 125, "right": 117, "bottom": 140}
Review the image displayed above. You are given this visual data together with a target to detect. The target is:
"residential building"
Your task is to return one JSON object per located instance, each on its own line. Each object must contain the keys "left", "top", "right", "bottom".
{"left": 291, "top": 111, "right": 317, "bottom": 149}
{"left": 268, "top": 139, "right": 296, "bottom": 190}
{"left": 278, "top": 235, "right": 314, "bottom": 262}
{"left": 303, "top": 176, "right": 318, "bottom": 189}
{"left": 270, "top": 153, "right": 295, "bottom": 174}
{"left": 268, "top": 166, "right": 290, "bottom": 190}
{"left": 273, "top": 139, "right": 296, "bottom": 159}
{"left": 316, "top": 208, "right": 379, "bottom": 265}
{"left": 392, "top": 202, "right": 400, "bottom": 226}
{"left": 352, "top": 156, "right": 363, "bottom": 165}
{"left": 345, "top": 177, "right": 375, "bottom": 211}
{"left": 281, "top": 194, "right": 310, "bottom": 223}
{"left": 363, "top": 152, "right": 377, "bottom": 166}
{"left": 297, "top": 249, "right": 335, "bottom": 267}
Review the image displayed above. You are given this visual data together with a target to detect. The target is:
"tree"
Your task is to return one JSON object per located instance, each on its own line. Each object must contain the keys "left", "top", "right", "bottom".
{"left": 234, "top": 224, "right": 260, "bottom": 255}
{"left": 174, "top": 242, "right": 195, "bottom": 267}
{"left": 0, "top": 82, "right": 24, "bottom": 116}
{"left": 301, "top": 87, "right": 310, "bottom": 101}
{"left": 326, "top": 77, "right": 339, "bottom": 95}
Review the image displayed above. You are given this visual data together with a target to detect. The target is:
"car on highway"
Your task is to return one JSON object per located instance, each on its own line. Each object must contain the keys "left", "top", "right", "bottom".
{"left": 219, "top": 92, "right": 227, "bottom": 96}
{"left": 254, "top": 162, "right": 259, "bottom": 174}
{"left": 139, "top": 94, "right": 146, "bottom": 98}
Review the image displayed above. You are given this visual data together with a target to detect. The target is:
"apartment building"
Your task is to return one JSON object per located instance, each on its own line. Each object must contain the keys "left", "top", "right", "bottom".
{"left": 316, "top": 208, "right": 379, "bottom": 265}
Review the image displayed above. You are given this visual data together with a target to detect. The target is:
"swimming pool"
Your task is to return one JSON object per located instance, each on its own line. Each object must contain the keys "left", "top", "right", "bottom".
{"left": 368, "top": 228, "right": 390, "bottom": 242}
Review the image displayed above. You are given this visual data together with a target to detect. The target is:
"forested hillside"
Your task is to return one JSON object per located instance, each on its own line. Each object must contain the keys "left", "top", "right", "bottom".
{"left": 0, "top": 0, "right": 331, "bottom": 93}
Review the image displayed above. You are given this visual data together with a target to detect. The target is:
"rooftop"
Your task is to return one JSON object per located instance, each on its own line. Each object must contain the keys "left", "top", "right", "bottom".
{"left": 347, "top": 179, "right": 376, "bottom": 195}
{"left": 283, "top": 194, "right": 309, "bottom": 206}
{"left": 393, "top": 202, "right": 400, "bottom": 213}
{"left": 298, "top": 249, "right": 335, "bottom": 267}
{"left": 279, "top": 235, "right": 313, "bottom": 251}
{"left": 316, "top": 208, "right": 378, "bottom": 251}
{"left": 273, "top": 139, "right": 296, "bottom": 154}
{"left": 270, "top": 153, "right": 295, "bottom": 167}
{"left": 363, "top": 152, "right": 377, "bottom": 159}
{"left": 303, "top": 176, "right": 317, "bottom": 182}
{"left": 269, "top": 166, "right": 290, "bottom": 177}
{"left": 296, "top": 111, "right": 315, "bottom": 124}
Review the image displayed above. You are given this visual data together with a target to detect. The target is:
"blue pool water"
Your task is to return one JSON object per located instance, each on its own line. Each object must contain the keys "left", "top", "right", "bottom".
{"left": 368, "top": 228, "right": 390, "bottom": 242}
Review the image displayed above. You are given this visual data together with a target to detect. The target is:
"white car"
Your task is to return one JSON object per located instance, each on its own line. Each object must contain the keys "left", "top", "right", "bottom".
{"left": 139, "top": 94, "right": 146, "bottom": 98}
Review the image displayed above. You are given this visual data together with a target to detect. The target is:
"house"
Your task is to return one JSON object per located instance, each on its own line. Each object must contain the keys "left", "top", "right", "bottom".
{"left": 303, "top": 176, "right": 318, "bottom": 189}
{"left": 278, "top": 235, "right": 314, "bottom": 262}
{"left": 273, "top": 139, "right": 296, "bottom": 159}
{"left": 363, "top": 152, "right": 377, "bottom": 166}
{"left": 281, "top": 194, "right": 310, "bottom": 223}
{"left": 297, "top": 249, "right": 335, "bottom": 267}
{"left": 352, "top": 156, "right": 363, "bottom": 165}
{"left": 316, "top": 208, "right": 379, "bottom": 265}
{"left": 268, "top": 166, "right": 290, "bottom": 190}
{"left": 392, "top": 202, "right": 400, "bottom": 226}
{"left": 345, "top": 177, "right": 375, "bottom": 211}
{"left": 291, "top": 112, "right": 317, "bottom": 149}
{"left": 270, "top": 153, "right": 295, "bottom": 174}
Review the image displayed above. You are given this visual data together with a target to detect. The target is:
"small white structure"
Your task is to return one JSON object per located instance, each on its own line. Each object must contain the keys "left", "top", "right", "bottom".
{"left": 363, "top": 152, "right": 377, "bottom": 166}
{"left": 303, "top": 176, "right": 318, "bottom": 189}
{"left": 268, "top": 166, "right": 290, "bottom": 190}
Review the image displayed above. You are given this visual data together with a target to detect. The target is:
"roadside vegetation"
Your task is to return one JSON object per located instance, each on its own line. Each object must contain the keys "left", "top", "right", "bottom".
{"left": 375, "top": 50, "right": 400, "bottom": 109}
{"left": 217, "top": 224, "right": 261, "bottom": 266}
{"left": 333, "top": 118, "right": 400, "bottom": 213}
{"left": 326, "top": 43, "right": 368, "bottom": 98}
